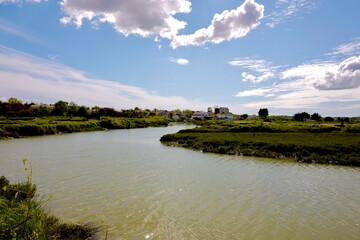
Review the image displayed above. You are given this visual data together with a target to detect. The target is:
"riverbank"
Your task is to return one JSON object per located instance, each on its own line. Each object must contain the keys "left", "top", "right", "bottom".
{"left": 0, "top": 116, "right": 169, "bottom": 139}
{"left": 160, "top": 120, "right": 360, "bottom": 166}
{"left": 0, "top": 176, "right": 97, "bottom": 239}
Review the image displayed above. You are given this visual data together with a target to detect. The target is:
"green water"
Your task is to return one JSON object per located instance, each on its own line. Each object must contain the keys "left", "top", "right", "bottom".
{"left": 0, "top": 125, "right": 359, "bottom": 239}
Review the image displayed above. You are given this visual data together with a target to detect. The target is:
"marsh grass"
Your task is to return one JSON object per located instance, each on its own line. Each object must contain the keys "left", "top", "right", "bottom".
{"left": 161, "top": 120, "right": 360, "bottom": 166}
{"left": 0, "top": 175, "right": 97, "bottom": 239}
{"left": 0, "top": 116, "right": 169, "bottom": 139}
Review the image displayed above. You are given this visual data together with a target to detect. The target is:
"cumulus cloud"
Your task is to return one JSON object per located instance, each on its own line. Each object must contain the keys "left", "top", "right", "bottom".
{"left": 229, "top": 57, "right": 279, "bottom": 83}
{"left": 1, "top": 0, "right": 265, "bottom": 48}
{"left": 281, "top": 61, "right": 337, "bottom": 82}
{"left": 7, "top": 0, "right": 263, "bottom": 48}
{"left": 235, "top": 56, "right": 360, "bottom": 114}
{"left": 60, "top": 0, "right": 191, "bottom": 39}
{"left": 169, "top": 57, "right": 189, "bottom": 65}
{"left": 281, "top": 57, "right": 360, "bottom": 90}
{"left": 0, "top": 45, "right": 209, "bottom": 110}
{"left": 313, "top": 56, "right": 360, "bottom": 90}
{"left": 170, "top": 0, "right": 264, "bottom": 48}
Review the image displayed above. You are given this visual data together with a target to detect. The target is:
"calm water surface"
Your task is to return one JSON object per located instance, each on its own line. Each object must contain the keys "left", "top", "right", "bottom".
{"left": 0, "top": 125, "right": 359, "bottom": 239}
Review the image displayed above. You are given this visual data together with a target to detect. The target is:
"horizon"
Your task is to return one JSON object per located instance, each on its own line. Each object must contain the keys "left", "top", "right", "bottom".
{"left": 0, "top": 0, "right": 359, "bottom": 116}
{"left": 1, "top": 97, "right": 359, "bottom": 118}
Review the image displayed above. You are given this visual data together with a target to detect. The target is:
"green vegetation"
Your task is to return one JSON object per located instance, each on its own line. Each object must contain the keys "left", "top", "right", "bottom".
{"left": 0, "top": 117, "right": 169, "bottom": 139}
{"left": 161, "top": 119, "right": 360, "bottom": 166}
{"left": 0, "top": 159, "right": 97, "bottom": 239}
{"left": 0, "top": 98, "right": 172, "bottom": 139}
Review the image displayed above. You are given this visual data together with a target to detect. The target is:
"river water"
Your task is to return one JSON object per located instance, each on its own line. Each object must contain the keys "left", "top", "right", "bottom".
{"left": 0, "top": 125, "right": 359, "bottom": 239}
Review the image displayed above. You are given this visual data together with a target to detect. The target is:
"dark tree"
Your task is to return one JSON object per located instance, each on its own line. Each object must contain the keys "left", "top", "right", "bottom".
{"left": 67, "top": 102, "right": 79, "bottom": 116}
{"left": 52, "top": 101, "right": 69, "bottom": 116}
{"left": 311, "top": 113, "right": 322, "bottom": 121}
{"left": 77, "top": 106, "right": 89, "bottom": 117}
{"left": 324, "top": 116, "right": 334, "bottom": 122}
{"left": 338, "top": 117, "right": 350, "bottom": 123}
{"left": 258, "top": 108, "right": 269, "bottom": 119}
{"left": 98, "top": 107, "right": 118, "bottom": 117}
{"left": 294, "top": 112, "right": 310, "bottom": 121}
{"left": 240, "top": 114, "right": 249, "bottom": 120}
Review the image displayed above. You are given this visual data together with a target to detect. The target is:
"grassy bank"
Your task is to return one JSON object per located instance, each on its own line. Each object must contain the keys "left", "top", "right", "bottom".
{"left": 160, "top": 120, "right": 360, "bottom": 166}
{"left": 0, "top": 116, "right": 169, "bottom": 139}
{"left": 0, "top": 176, "right": 97, "bottom": 239}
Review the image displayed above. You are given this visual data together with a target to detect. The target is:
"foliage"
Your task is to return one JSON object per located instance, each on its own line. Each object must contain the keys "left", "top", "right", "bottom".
{"left": 324, "top": 116, "right": 334, "bottom": 122}
{"left": 0, "top": 160, "right": 97, "bottom": 239}
{"left": 293, "top": 112, "right": 310, "bottom": 121}
{"left": 258, "top": 108, "right": 269, "bottom": 119}
{"left": 0, "top": 116, "right": 169, "bottom": 139}
{"left": 311, "top": 113, "right": 322, "bottom": 121}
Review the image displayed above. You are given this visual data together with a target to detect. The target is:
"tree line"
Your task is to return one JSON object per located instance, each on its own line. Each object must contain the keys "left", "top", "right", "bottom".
{"left": 0, "top": 98, "right": 156, "bottom": 118}
{"left": 257, "top": 108, "right": 352, "bottom": 122}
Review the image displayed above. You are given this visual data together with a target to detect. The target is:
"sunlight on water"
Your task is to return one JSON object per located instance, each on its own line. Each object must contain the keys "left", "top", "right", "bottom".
{"left": 1, "top": 125, "right": 360, "bottom": 239}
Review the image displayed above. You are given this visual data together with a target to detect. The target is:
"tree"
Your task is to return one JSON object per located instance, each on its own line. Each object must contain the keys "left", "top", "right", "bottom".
{"left": 183, "top": 109, "right": 193, "bottom": 119}
{"left": 294, "top": 112, "right": 310, "bottom": 121}
{"left": 8, "top": 97, "right": 21, "bottom": 104}
{"left": 324, "top": 116, "right": 334, "bottom": 122}
{"left": 311, "top": 113, "right": 322, "bottom": 121}
{"left": 67, "top": 102, "right": 79, "bottom": 116}
{"left": 239, "top": 114, "right": 248, "bottom": 120}
{"left": 258, "top": 108, "right": 269, "bottom": 119}
{"left": 52, "top": 100, "right": 69, "bottom": 116}
{"left": 77, "top": 106, "right": 89, "bottom": 117}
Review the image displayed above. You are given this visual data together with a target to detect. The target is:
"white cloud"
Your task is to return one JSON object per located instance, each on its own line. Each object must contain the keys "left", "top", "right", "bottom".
{"left": 327, "top": 37, "right": 360, "bottom": 56}
{"left": 60, "top": 0, "right": 191, "bottom": 40}
{"left": 229, "top": 57, "right": 279, "bottom": 83}
{"left": 281, "top": 61, "right": 338, "bottom": 82}
{"left": 0, "top": 45, "right": 209, "bottom": 110}
{"left": 282, "top": 57, "right": 360, "bottom": 90}
{"left": 313, "top": 56, "right": 360, "bottom": 90}
{"left": 235, "top": 56, "right": 360, "bottom": 114}
{"left": 170, "top": 0, "right": 264, "bottom": 48}
{"left": 170, "top": 57, "right": 189, "bottom": 65}
{"left": 266, "top": 0, "right": 319, "bottom": 28}
{"left": 236, "top": 88, "right": 280, "bottom": 97}
{"left": 5, "top": 0, "right": 264, "bottom": 48}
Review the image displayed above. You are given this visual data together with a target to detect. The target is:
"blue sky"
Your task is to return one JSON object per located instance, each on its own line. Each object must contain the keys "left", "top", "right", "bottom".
{"left": 0, "top": 0, "right": 359, "bottom": 116}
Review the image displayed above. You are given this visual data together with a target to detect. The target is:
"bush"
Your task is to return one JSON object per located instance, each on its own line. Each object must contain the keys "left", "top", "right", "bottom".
{"left": 0, "top": 176, "right": 97, "bottom": 239}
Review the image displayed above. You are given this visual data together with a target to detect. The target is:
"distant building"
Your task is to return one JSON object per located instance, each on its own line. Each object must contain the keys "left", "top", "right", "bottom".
{"left": 213, "top": 106, "right": 233, "bottom": 120}
{"left": 191, "top": 111, "right": 213, "bottom": 120}
{"left": 214, "top": 107, "right": 229, "bottom": 115}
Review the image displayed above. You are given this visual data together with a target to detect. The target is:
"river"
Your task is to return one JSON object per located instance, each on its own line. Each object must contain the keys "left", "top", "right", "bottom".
{"left": 0, "top": 125, "right": 359, "bottom": 239}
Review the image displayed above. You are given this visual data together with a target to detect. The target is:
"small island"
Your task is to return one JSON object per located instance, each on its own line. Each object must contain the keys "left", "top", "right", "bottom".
{"left": 161, "top": 109, "right": 360, "bottom": 166}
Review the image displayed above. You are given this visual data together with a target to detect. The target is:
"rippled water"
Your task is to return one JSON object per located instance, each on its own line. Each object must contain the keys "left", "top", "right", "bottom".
{"left": 1, "top": 125, "right": 360, "bottom": 239}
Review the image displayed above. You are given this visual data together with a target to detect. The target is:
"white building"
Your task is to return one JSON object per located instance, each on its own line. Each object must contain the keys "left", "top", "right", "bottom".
{"left": 191, "top": 111, "right": 213, "bottom": 120}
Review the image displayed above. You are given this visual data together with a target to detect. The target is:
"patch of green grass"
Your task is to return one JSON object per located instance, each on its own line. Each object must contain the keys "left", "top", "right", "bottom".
{"left": 161, "top": 121, "right": 360, "bottom": 166}
{"left": 0, "top": 116, "right": 169, "bottom": 139}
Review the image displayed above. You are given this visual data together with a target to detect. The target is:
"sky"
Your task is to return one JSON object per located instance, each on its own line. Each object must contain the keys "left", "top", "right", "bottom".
{"left": 0, "top": 0, "right": 359, "bottom": 116}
